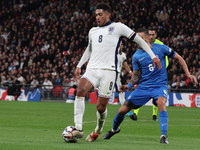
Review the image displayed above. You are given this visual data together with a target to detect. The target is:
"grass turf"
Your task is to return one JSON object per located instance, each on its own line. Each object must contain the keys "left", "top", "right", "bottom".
{"left": 0, "top": 101, "right": 199, "bottom": 150}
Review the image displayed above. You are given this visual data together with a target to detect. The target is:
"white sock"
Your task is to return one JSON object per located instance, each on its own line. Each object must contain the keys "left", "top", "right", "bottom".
{"left": 74, "top": 96, "right": 85, "bottom": 130}
{"left": 95, "top": 109, "right": 107, "bottom": 134}
{"left": 119, "top": 92, "right": 125, "bottom": 105}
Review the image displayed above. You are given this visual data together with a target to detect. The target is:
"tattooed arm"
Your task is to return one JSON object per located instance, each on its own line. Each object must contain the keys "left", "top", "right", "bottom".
{"left": 120, "top": 70, "right": 140, "bottom": 92}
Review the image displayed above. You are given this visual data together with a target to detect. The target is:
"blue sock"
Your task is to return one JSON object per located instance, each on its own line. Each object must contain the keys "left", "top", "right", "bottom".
{"left": 159, "top": 111, "right": 168, "bottom": 135}
{"left": 113, "top": 111, "right": 125, "bottom": 130}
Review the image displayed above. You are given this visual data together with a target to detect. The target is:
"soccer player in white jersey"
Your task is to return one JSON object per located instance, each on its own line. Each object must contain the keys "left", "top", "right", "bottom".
{"left": 116, "top": 39, "right": 133, "bottom": 116}
{"left": 64, "top": 3, "right": 162, "bottom": 142}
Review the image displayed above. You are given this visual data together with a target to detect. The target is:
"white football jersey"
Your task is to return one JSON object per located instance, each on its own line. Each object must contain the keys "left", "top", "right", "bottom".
{"left": 117, "top": 52, "right": 126, "bottom": 73}
{"left": 86, "top": 22, "right": 134, "bottom": 71}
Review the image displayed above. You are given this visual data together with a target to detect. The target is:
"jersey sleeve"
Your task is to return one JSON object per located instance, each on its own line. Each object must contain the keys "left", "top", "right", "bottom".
{"left": 118, "top": 23, "right": 135, "bottom": 38}
{"left": 77, "top": 30, "right": 92, "bottom": 68}
{"left": 88, "top": 29, "right": 92, "bottom": 44}
{"left": 132, "top": 54, "right": 140, "bottom": 71}
{"left": 162, "top": 45, "right": 176, "bottom": 58}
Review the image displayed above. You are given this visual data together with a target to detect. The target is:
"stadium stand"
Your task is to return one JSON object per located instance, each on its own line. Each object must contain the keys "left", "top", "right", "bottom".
{"left": 0, "top": 0, "right": 199, "bottom": 98}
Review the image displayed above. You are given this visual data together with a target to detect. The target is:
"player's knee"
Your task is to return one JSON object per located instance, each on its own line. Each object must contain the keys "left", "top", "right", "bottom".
{"left": 118, "top": 109, "right": 126, "bottom": 116}
{"left": 76, "top": 86, "right": 86, "bottom": 97}
{"left": 156, "top": 99, "right": 166, "bottom": 111}
{"left": 157, "top": 100, "right": 163, "bottom": 107}
{"left": 96, "top": 104, "right": 106, "bottom": 114}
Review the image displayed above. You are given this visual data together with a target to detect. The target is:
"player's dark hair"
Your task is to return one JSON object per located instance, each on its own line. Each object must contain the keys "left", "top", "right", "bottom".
{"left": 136, "top": 28, "right": 149, "bottom": 37}
{"left": 148, "top": 28, "right": 157, "bottom": 34}
{"left": 121, "top": 39, "right": 126, "bottom": 46}
{"left": 96, "top": 3, "right": 111, "bottom": 13}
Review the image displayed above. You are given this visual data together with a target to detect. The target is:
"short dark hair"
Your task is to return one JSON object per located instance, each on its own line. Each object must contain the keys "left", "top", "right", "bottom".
{"left": 96, "top": 3, "right": 111, "bottom": 13}
{"left": 136, "top": 28, "right": 149, "bottom": 37}
{"left": 121, "top": 39, "right": 126, "bottom": 46}
{"left": 148, "top": 28, "right": 157, "bottom": 34}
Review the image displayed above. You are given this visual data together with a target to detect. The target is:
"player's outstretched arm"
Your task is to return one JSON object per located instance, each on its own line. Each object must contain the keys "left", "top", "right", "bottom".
{"left": 120, "top": 70, "right": 140, "bottom": 92}
{"left": 173, "top": 53, "right": 198, "bottom": 84}
{"left": 123, "top": 61, "right": 132, "bottom": 75}
{"left": 75, "top": 67, "right": 81, "bottom": 81}
{"left": 75, "top": 45, "right": 91, "bottom": 81}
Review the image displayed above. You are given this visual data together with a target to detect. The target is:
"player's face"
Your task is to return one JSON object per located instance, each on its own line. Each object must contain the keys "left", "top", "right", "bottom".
{"left": 137, "top": 32, "right": 149, "bottom": 48}
{"left": 95, "top": 9, "right": 110, "bottom": 26}
{"left": 149, "top": 30, "right": 157, "bottom": 43}
{"left": 138, "top": 32, "right": 148, "bottom": 42}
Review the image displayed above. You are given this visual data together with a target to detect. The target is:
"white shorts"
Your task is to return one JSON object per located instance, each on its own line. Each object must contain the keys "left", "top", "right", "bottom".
{"left": 115, "top": 73, "right": 121, "bottom": 92}
{"left": 81, "top": 68, "right": 116, "bottom": 98}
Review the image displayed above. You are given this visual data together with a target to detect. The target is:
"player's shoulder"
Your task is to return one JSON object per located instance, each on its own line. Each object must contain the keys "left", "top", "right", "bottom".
{"left": 121, "top": 52, "right": 126, "bottom": 57}
{"left": 121, "top": 52, "right": 126, "bottom": 55}
{"left": 111, "top": 22, "right": 127, "bottom": 28}
{"left": 89, "top": 26, "right": 99, "bottom": 32}
{"left": 152, "top": 43, "right": 163, "bottom": 46}
{"left": 111, "top": 22, "right": 122, "bottom": 25}
{"left": 154, "top": 39, "right": 164, "bottom": 45}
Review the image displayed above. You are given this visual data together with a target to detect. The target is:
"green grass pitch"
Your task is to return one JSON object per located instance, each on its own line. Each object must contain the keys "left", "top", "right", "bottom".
{"left": 0, "top": 101, "right": 199, "bottom": 150}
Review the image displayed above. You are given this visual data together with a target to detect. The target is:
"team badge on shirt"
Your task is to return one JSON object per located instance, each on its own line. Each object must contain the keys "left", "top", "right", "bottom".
{"left": 108, "top": 27, "right": 115, "bottom": 34}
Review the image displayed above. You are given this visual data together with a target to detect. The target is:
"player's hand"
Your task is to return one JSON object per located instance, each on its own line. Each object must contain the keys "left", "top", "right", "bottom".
{"left": 74, "top": 67, "right": 81, "bottom": 82}
{"left": 187, "top": 74, "right": 198, "bottom": 85}
{"left": 120, "top": 85, "right": 129, "bottom": 92}
{"left": 152, "top": 57, "right": 162, "bottom": 70}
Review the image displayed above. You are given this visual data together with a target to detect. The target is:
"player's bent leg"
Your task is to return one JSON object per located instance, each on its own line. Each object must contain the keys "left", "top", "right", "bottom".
{"left": 118, "top": 92, "right": 133, "bottom": 117}
{"left": 76, "top": 78, "right": 94, "bottom": 97}
{"left": 86, "top": 96, "right": 109, "bottom": 142}
{"left": 73, "top": 96, "right": 85, "bottom": 138}
{"left": 102, "top": 102, "right": 134, "bottom": 139}
{"left": 156, "top": 97, "right": 169, "bottom": 144}
{"left": 71, "top": 78, "right": 93, "bottom": 138}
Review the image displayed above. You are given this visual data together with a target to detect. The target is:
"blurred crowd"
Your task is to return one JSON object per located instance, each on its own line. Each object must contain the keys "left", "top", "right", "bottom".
{"left": 0, "top": 0, "right": 199, "bottom": 92}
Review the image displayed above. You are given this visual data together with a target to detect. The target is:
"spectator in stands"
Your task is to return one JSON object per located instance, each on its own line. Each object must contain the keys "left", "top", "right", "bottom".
{"left": 50, "top": 75, "right": 56, "bottom": 85}
{"left": 21, "top": 78, "right": 27, "bottom": 88}
{"left": 17, "top": 73, "right": 24, "bottom": 83}
{"left": 66, "top": 84, "right": 77, "bottom": 103}
{"left": 26, "top": 75, "right": 32, "bottom": 85}
{"left": 54, "top": 74, "right": 62, "bottom": 86}
{"left": 171, "top": 75, "right": 187, "bottom": 90}
{"left": 1, "top": 76, "right": 7, "bottom": 86}
{"left": 31, "top": 77, "right": 39, "bottom": 88}
{"left": 0, "top": 0, "right": 198, "bottom": 94}
{"left": 62, "top": 75, "right": 71, "bottom": 87}
{"left": 5, "top": 77, "right": 22, "bottom": 100}
{"left": 38, "top": 72, "right": 44, "bottom": 85}
{"left": 51, "top": 67, "right": 57, "bottom": 76}
{"left": 41, "top": 78, "right": 53, "bottom": 99}
{"left": 28, "top": 55, "right": 33, "bottom": 67}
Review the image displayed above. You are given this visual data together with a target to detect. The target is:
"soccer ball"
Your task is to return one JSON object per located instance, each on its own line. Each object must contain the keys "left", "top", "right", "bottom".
{"left": 62, "top": 126, "right": 79, "bottom": 143}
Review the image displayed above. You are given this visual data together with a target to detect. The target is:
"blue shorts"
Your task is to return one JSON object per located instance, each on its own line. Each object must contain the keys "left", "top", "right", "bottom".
{"left": 126, "top": 85, "right": 168, "bottom": 108}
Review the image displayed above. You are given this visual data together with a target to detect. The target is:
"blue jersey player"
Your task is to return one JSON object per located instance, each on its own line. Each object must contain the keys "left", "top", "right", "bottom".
{"left": 102, "top": 28, "right": 197, "bottom": 144}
